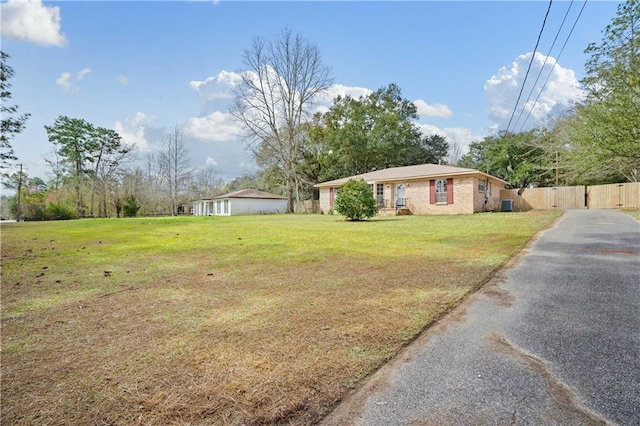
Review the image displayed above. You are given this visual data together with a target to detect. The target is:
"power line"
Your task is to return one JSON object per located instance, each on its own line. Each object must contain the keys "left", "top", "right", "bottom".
{"left": 517, "top": 0, "right": 588, "bottom": 133}
{"left": 505, "top": 0, "right": 554, "bottom": 134}
{"left": 512, "top": 0, "right": 575, "bottom": 132}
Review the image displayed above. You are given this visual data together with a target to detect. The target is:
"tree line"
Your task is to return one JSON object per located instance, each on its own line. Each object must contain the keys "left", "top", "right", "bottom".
{"left": 459, "top": 1, "right": 639, "bottom": 188}
{"left": 1, "top": 0, "right": 638, "bottom": 219}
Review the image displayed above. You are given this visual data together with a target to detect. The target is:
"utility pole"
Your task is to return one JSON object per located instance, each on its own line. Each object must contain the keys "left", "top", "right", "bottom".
{"left": 555, "top": 151, "right": 559, "bottom": 187}
{"left": 16, "top": 163, "right": 23, "bottom": 221}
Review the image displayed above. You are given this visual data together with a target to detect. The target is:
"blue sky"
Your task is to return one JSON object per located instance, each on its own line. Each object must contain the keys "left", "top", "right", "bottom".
{"left": 1, "top": 0, "right": 621, "bottom": 184}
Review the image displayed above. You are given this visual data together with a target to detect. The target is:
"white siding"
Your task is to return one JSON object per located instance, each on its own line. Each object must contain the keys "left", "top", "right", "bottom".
{"left": 213, "top": 198, "right": 286, "bottom": 216}
{"left": 192, "top": 200, "right": 215, "bottom": 216}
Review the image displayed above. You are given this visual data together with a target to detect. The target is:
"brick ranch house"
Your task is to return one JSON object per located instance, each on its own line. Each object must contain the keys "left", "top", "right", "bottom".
{"left": 315, "top": 164, "right": 508, "bottom": 215}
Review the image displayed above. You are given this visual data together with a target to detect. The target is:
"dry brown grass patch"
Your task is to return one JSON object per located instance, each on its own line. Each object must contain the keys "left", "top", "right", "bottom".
{"left": 1, "top": 212, "right": 560, "bottom": 425}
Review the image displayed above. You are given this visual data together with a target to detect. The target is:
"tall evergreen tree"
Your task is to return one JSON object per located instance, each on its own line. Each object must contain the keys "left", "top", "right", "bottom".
{"left": 45, "top": 116, "right": 97, "bottom": 216}
{"left": 0, "top": 51, "right": 30, "bottom": 175}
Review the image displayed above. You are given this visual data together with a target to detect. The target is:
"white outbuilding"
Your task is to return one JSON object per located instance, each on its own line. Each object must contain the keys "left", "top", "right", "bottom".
{"left": 192, "top": 189, "right": 287, "bottom": 216}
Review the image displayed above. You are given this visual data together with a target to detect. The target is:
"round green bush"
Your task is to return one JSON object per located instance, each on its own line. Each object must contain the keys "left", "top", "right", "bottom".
{"left": 334, "top": 178, "right": 377, "bottom": 221}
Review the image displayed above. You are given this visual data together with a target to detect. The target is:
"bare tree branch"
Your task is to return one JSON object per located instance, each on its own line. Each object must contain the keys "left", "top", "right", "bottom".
{"left": 231, "top": 28, "right": 332, "bottom": 212}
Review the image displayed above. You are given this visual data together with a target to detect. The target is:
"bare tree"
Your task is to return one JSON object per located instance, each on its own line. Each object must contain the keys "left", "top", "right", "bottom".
{"left": 44, "top": 148, "right": 67, "bottom": 189}
{"left": 447, "top": 143, "right": 463, "bottom": 166}
{"left": 231, "top": 28, "right": 332, "bottom": 213}
{"left": 95, "top": 139, "right": 134, "bottom": 217}
{"left": 117, "top": 166, "right": 145, "bottom": 218}
{"left": 188, "top": 167, "right": 224, "bottom": 199}
{"left": 158, "top": 126, "right": 191, "bottom": 215}
{"left": 144, "top": 152, "right": 163, "bottom": 215}
{"left": 89, "top": 128, "right": 133, "bottom": 217}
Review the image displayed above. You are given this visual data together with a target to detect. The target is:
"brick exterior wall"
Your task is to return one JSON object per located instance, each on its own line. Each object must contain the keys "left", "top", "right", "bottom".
{"left": 318, "top": 175, "right": 506, "bottom": 215}
{"left": 473, "top": 178, "right": 504, "bottom": 212}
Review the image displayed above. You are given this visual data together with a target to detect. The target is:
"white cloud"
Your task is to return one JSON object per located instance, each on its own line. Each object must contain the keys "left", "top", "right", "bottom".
{"left": 190, "top": 70, "right": 243, "bottom": 102}
{"left": 485, "top": 52, "right": 583, "bottom": 131}
{"left": 183, "top": 111, "right": 242, "bottom": 142}
{"left": 413, "top": 99, "right": 452, "bottom": 118}
{"left": 1, "top": 0, "right": 66, "bottom": 47}
{"left": 310, "top": 84, "right": 373, "bottom": 115}
{"left": 417, "top": 123, "right": 482, "bottom": 153}
{"left": 190, "top": 68, "right": 374, "bottom": 121}
{"left": 316, "top": 84, "right": 373, "bottom": 104}
{"left": 117, "top": 75, "right": 128, "bottom": 85}
{"left": 55, "top": 72, "right": 72, "bottom": 91}
{"left": 55, "top": 68, "right": 91, "bottom": 93}
{"left": 205, "top": 156, "right": 218, "bottom": 166}
{"left": 113, "top": 112, "right": 154, "bottom": 152}
{"left": 77, "top": 67, "right": 91, "bottom": 80}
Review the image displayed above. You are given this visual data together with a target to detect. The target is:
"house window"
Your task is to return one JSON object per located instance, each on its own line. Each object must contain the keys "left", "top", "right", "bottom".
{"left": 216, "top": 201, "right": 221, "bottom": 214}
{"left": 223, "top": 200, "right": 229, "bottom": 214}
{"left": 478, "top": 179, "right": 492, "bottom": 195}
{"left": 430, "top": 178, "right": 454, "bottom": 205}
{"left": 436, "top": 179, "right": 448, "bottom": 203}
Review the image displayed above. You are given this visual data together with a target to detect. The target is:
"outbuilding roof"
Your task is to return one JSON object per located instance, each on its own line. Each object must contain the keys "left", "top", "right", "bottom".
{"left": 213, "top": 189, "right": 286, "bottom": 200}
{"left": 314, "top": 164, "right": 508, "bottom": 187}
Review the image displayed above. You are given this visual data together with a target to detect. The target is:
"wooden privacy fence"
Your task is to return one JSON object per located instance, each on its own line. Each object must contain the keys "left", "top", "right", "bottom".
{"left": 293, "top": 200, "right": 320, "bottom": 214}
{"left": 500, "top": 182, "right": 640, "bottom": 211}
{"left": 587, "top": 183, "right": 640, "bottom": 209}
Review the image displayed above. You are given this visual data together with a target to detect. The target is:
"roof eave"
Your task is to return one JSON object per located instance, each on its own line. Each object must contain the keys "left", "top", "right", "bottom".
{"left": 315, "top": 171, "right": 508, "bottom": 187}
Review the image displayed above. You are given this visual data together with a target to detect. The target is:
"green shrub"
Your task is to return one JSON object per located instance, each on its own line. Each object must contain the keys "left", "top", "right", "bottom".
{"left": 46, "top": 203, "right": 76, "bottom": 220}
{"left": 334, "top": 178, "right": 377, "bottom": 221}
{"left": 122, "top": 194, "right": 141, "bottom": 217}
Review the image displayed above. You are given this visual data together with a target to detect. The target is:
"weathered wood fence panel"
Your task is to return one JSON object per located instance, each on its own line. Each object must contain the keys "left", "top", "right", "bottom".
{"left": 500, "top": 186, "right": 585, "bottom": 211}
{"left": 588, "top": 184, "right": 621, "bottom": 209}
{"left": 555, "top": 186, "right": 587, "bottom": 209}
{"left": 294, "top": 200, "right": 319, "bottom": 214}
{"left": 500, "top": 182, "right": 639, "bottom": 211}
{"left": 624, "top": 182, "right": 640, "bottom": 208}
{"left": 588, "top": 182, "right": 640, "bottom": 209}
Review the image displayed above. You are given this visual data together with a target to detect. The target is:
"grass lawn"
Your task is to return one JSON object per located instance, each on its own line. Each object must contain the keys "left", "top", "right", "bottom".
{"left": 1, "top": 211, "right": 560, "bottom": 425}
{"left": 625, "top": 210, "right": 640, "bottom": 220}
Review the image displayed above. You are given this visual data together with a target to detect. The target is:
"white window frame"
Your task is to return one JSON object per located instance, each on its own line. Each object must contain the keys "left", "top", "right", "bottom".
{"left": 435, "top": 179, "right": 448, "bottom": 203}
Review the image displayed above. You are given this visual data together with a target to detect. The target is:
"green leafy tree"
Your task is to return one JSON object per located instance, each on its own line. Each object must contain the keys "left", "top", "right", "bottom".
{"left": 310, "top": 84, "right": 448, "bottom": 181}
{"left": 458, "top": 130, "right": 555, "bottom": 188}
{"left": 334, "top": 178, "right": 377, "bottom": 221}
{"left": 407, "top": 134, "right": 450, "bottom": 166}
{"left": 45, "top": 116, "right": 132, "bottom": 217}
{"left": 0, "top": 51, "right": 30, "bottom": 175}
{"left": 553, "top": 115, "right": 627, "bottom": 185}
{"left": 569, "top": 0, "right": 640, "bottom": 182}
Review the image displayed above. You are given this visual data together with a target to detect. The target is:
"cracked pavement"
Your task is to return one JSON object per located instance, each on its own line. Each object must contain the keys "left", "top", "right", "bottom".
{"left": 322, "top": 210, "right": 640, "bottom": 425}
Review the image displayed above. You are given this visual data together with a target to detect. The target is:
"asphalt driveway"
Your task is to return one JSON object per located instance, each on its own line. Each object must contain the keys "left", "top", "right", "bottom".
{"left": 322, "top": 209, "right": 640, "bottom": 425}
